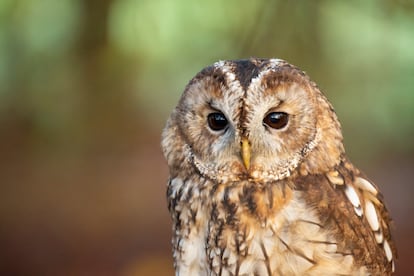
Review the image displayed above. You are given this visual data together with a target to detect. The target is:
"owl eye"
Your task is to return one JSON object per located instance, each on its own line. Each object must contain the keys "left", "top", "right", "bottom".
{"left": 207, "top": 112, "right": 228, "bottom": 131}
{"left": 263, "top": 112, "right": 289, "bottom": 129}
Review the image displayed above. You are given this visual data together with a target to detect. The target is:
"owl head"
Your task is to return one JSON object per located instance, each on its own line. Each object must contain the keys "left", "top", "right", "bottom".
{"left": 162, "top": 58, "right": 344, "bottom": 183}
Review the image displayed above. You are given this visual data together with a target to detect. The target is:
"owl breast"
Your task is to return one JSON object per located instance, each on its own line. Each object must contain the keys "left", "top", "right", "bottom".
{"left": 168, "top": 176, "right": 366, "bottom": 275}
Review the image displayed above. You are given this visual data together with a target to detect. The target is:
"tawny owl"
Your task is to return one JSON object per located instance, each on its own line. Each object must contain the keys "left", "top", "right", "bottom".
{"left": 161, "top": 58, "right": 396, "bottom": 275}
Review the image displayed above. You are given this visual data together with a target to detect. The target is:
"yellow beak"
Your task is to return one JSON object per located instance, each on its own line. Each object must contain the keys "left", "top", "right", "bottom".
{"left": 241, "top": 138, "right": 251, "bottom": 170}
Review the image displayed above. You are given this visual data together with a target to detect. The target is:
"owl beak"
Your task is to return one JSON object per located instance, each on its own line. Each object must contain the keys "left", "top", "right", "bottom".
{"left": 241, "top": 138, "right": 251, "bottom": 170}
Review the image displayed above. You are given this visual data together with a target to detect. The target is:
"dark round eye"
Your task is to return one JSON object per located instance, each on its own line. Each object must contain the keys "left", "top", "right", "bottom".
{"left": 207, "top": 112, "right": 228, "bottom": 131}
{"left": 263, "top": 112, "right": 289, "bottom": 129}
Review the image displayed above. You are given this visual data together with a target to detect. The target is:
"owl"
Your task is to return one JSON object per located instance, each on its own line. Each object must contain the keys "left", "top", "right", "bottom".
{"left": 161, "top": 58, "right": 396, "bottom": 275}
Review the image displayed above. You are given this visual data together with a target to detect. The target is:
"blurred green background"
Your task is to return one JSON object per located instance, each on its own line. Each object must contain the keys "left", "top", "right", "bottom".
{"left": 0, "top": 0, "right": 413, "bottom": 275}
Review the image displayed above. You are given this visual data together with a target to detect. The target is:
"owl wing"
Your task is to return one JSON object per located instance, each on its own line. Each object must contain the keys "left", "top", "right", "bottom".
{"left": 296, "top": 158, "right": 396, "bottom": 274}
